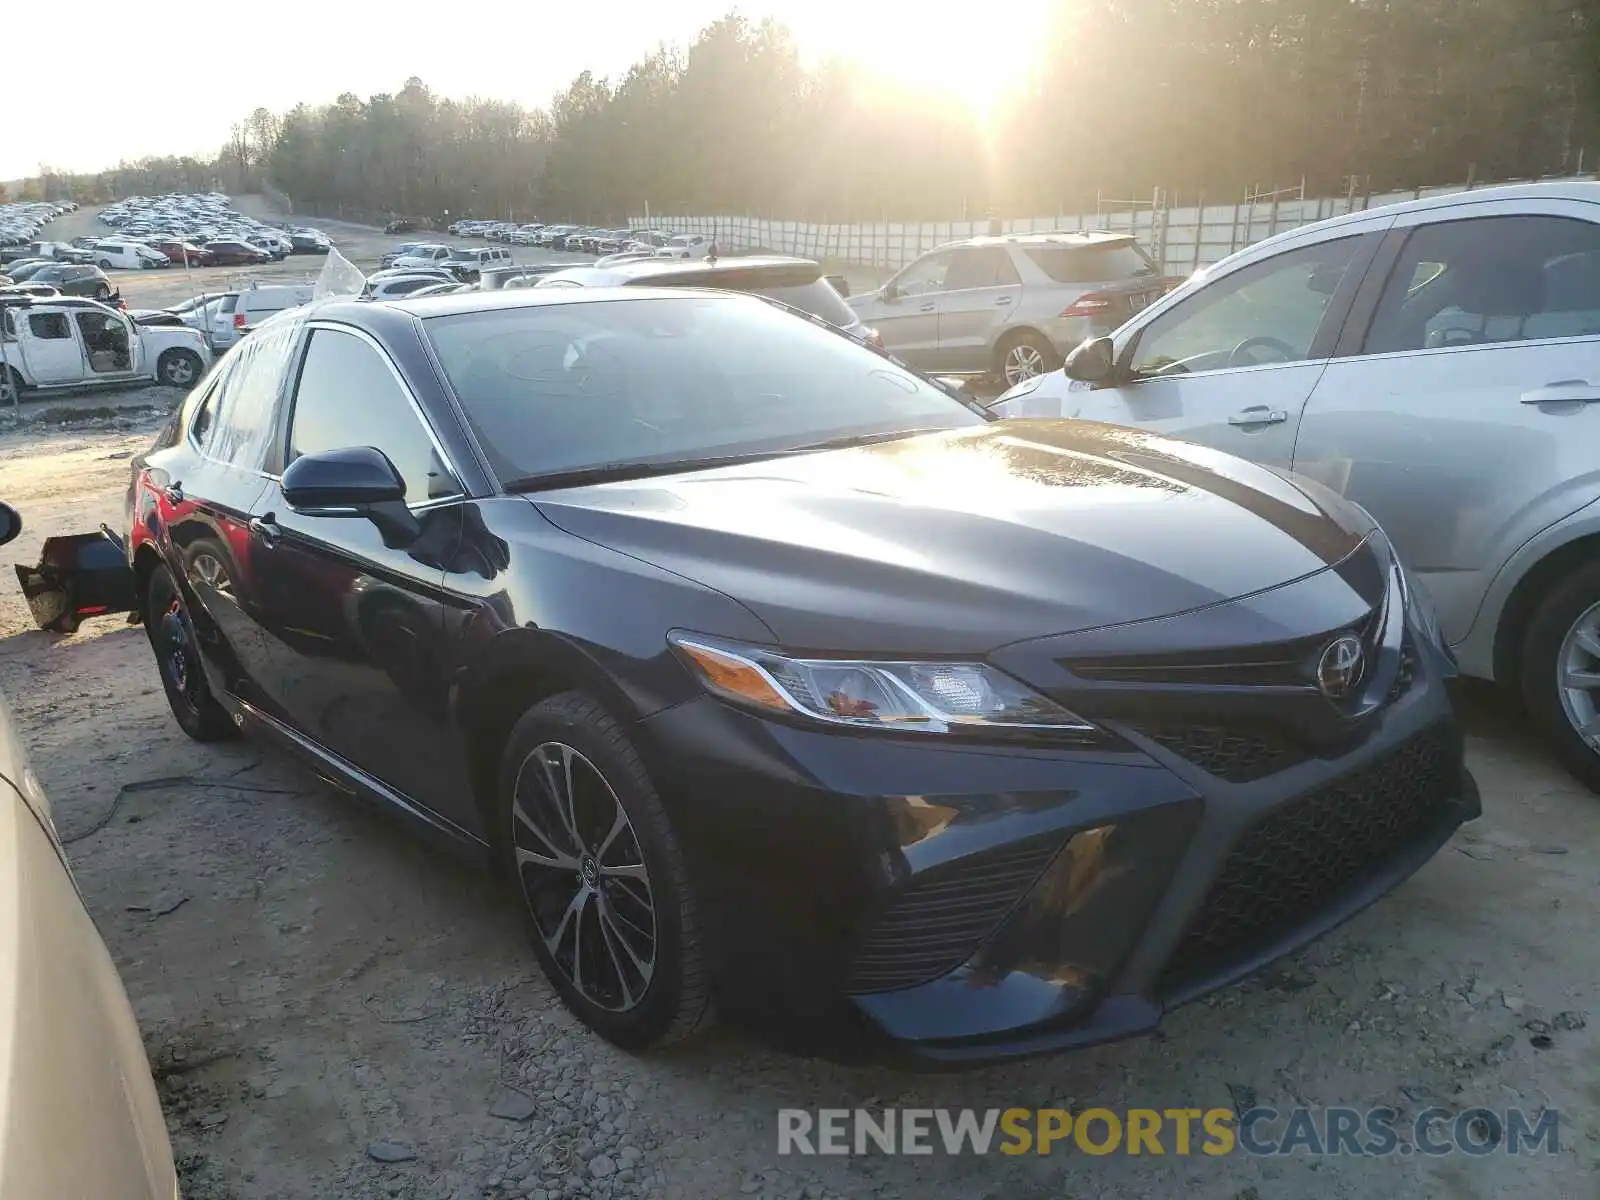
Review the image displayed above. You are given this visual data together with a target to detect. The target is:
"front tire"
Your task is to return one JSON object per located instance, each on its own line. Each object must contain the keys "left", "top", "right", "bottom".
{"left": 495, "top": 691, "right": 713, "bottom": 1050}
{"left": 98, "top": 258, "right": 114, "bottom": 270}
{"left": 145, "top": 565, "right": 235, "bottom": 742}
{"left": 996, "top": 330, "right": 1061, "bottom": 388}
{"left": 157, "top": 349, "right": 203, "bottom": 389}
{"left": 1522, "top": 561, "right": 1600, "bottom": 791}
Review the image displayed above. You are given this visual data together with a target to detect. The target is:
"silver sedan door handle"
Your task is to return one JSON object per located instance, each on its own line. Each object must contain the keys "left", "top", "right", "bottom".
{"left": 994, "top": 295, "right": 1014, "bottom": 306}
{"left": 1228, "top": 407, "right": 1289, "bottom": 427}
{"left": 918, "top": 303, "right": 936, "bottom": 313}
{"left": 1520, "top": 380, "right": 1600, "bottom": 405}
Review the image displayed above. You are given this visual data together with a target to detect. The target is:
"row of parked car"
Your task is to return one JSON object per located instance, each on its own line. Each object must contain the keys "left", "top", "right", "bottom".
{"left": 449, "top": 217, "right": 711, "bottom": 258}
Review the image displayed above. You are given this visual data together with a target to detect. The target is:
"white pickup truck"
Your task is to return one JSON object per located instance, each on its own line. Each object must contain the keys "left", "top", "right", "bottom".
{"left": 0, "top": 296, "right": 211, "bottom": 401}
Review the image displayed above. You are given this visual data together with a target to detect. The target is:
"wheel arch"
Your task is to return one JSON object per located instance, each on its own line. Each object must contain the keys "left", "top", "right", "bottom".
{"left": 455, "top": 630, "right": 646, "bottom": 844}
{"left": 1493, "top": 531, "right": 1600, "bottom": 690}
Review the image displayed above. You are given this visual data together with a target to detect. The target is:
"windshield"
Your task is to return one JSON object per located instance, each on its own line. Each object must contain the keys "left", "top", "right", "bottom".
{"left": 425, "top": 294, "right": 982, "bottom": 487}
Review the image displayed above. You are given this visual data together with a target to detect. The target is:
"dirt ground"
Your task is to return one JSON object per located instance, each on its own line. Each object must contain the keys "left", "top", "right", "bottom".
{"left": 0, "top": 206, "right": 1594, "bottom": 1200}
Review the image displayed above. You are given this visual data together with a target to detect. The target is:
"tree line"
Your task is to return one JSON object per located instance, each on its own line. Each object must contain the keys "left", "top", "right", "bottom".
{"left": 17, "top": 1, "right": 1600, "bottom": 224}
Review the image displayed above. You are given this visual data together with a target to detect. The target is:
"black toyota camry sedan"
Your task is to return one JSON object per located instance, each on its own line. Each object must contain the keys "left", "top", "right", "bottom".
{"left": 43, "top": 288, "right": 1477, "bottom": 1065}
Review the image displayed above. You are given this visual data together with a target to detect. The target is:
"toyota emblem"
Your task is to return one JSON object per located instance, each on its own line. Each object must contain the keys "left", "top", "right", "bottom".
{"left": 1316, "top": 634, "right": 1365, "bottom": 699}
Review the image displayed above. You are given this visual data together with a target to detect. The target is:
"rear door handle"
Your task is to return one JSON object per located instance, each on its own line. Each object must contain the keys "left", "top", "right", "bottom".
{"left": 1520, "top": 380, "right": 1600, "bottom": 405}
{"left": 1228, "top": 407, "right": 1289, "bottom": 427}
{"left": 994, "top": 296, "right": 1014, "bottom": 306}
{"left": 248, "top": 516, "right": 281, "bottom": 548}
{"left": 918, "top": 303, "right": 936, "bottom": 313}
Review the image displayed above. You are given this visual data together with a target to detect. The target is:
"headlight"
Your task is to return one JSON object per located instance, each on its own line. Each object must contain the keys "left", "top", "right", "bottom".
{"left": 669, "top": 633, "right": 1095, "bottom": 736}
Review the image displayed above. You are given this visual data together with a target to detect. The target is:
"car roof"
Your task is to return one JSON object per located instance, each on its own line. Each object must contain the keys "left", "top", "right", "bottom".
{"left": 1206, "top": 180, "right": 1600, "bottom": 270}
{"left": 331, "top": 285, "right": 754, "bottom": 322}
{"left": 540, "top": 255, "right": 821, "bottom": 287}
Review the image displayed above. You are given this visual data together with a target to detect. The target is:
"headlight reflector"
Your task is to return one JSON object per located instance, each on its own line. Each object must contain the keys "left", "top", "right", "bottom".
{"left": 669, "top": 633, "right": 1095, "bottom": 735}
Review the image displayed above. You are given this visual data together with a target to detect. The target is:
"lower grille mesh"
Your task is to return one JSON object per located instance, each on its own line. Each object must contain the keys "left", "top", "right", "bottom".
{"left": 845, "top": 841, "right": 1061, "bottom": 994}
{"left": 1160, "top": 725, "right": 1455, "bottom": 991}
{"left": 1134, "top": 724, "right": 1302, "bottom": 783}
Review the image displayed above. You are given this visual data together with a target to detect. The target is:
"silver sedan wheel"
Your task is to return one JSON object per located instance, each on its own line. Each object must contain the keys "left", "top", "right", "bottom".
{"left": 1557, "top": 601, "right": 1600, "bottom": 749}
{"left": 511, "top": 742, "right": 657, "bottom": 1012}
{"left": 1003, "top": 343, "right": 1047, "bottom": 387}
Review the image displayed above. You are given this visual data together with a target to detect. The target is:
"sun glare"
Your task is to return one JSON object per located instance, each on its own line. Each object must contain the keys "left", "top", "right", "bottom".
{"left": 821, "top": 0, "right": 1050, "bottom": 122}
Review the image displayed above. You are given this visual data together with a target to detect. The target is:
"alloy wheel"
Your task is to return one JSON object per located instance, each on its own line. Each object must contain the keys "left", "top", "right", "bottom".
{"left": 1004, "top": 343, "right": 1046, "bottom": 386}
{"left": 1557, "top": 601, "right": 1600, "bottom": 749}
{"left": 511, "top": 741, "right": 657, "bottom": 1012}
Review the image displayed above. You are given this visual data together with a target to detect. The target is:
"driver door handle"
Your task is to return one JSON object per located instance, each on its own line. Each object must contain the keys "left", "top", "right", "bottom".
{"left": 1228, "top": 407, "right": 1289, "bottom": 427}
{"left": 994, "top": 296, "right": 1014, "bottom": 306}
{"left": 918, "top": 303, "right": 935, "bottom": 313}
{"left": 249, "top": 515, "right": 281, "bottom": 548}
{"left": 1521, "top": 380, "right": 1600, "bottom": 405}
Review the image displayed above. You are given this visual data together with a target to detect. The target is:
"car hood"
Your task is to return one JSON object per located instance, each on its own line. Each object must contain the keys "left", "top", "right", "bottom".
{"left": 529, "top": 420, "right": 1372, "bottom": 654}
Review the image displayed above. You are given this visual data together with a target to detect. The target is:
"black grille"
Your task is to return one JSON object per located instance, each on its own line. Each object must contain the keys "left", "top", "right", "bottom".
{"left": 1160, "top": 726, "right": 1455, "bottom": 992}
{"left": 845, "top": 840, "right": 1062, "bottom": 994}
{"left": 1132, "top": 723, "right": 1304, "bottom": 783}
{"left": 1063, "top": 607, "right": 1381, "bottom": 688}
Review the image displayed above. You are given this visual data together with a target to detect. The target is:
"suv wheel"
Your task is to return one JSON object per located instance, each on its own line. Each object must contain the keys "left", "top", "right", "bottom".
{"left": 997, "top": 331, "right": 1061, "bottom": 388}
{"left": 1522, "top": 561, "right": 1600, "bottom": 792}
{"left": 495, "top": 691, "right": 714, "bottom": 1050}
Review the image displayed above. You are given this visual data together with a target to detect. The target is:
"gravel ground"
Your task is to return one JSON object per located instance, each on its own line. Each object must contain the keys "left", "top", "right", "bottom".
{"left": 0, "top": 205, "right": 1594, "bottom": 1200}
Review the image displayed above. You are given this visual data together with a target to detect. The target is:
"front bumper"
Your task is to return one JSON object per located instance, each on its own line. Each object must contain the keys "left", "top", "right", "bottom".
{"left": 636, "top": 635, "right": 1475, "bottom": 1068}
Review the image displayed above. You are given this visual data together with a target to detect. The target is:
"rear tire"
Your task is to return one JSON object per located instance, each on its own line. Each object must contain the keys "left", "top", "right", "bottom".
{"left": 1521, "top": 561, "right": 1600, "bottom": 792}
{"left": 94, "top": 284, "right": 110, "bottom": 300}
{"left": 145, "top": 565, "right": 235, "bottom": 742}
{"left": 495, "top": 691, "right": 714, "bottom": 1051}
{"left": 996, "top": 330, "right": 1061, "bottom": 389}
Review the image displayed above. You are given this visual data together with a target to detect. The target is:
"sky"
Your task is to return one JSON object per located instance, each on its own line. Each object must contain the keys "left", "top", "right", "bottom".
{"left": 3, "top": 0, "right": 1049, "bottom": 180}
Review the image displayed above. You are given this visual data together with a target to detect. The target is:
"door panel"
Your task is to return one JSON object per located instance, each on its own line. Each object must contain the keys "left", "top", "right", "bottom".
{"left": 248, "top": 490, "right": 475, "bottom": 828}
{"left": 20, "top": 313, "right": 84, "bottom": 383}
{"left": 1073, "top": 233, "right": 1381, "bottom": 469}
{"left": 932, "top": 248, "right": 1024, "bottom": 372}
{"left": 869, "top": 250, "right": 955, "bottom": 369}
{"left": 1293, "top": 210, "right": 1600, "bottom": 646}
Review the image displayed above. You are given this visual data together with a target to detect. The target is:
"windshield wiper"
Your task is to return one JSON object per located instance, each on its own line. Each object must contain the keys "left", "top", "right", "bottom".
{"left": 506, "top": 429, "right": 955, "bottom": 493}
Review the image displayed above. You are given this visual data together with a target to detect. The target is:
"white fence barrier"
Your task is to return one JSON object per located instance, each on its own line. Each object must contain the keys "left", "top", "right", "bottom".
{"left": 634, "top": 173, "right": 1598, "bottom": 276}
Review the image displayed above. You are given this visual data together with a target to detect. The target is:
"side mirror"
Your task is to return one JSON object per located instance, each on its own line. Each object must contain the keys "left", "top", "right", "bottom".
{"left": 282, "top": 446, "right": 405, "bottom": 510}
{"left": 0, "top": 501, "right": 21, "bottom": 547}
{"left": 881, "top": 283, "right": 900, "bottom": 303}
{"left": 281, "top": 446, "right": 421, "bottom": 547}
{"left": 1064, "top": 336, "right": 1116, "bottom": 384}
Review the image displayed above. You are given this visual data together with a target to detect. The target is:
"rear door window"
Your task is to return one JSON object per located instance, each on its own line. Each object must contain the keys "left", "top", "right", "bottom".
{"left": 207, "top": 320, "right": 298, "bottom": 469}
